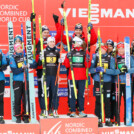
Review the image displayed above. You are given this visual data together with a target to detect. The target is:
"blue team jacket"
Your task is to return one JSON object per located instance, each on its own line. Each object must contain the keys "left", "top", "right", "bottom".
{"left": 114, "top": 55, "right": 134, "bottom": 84}
{"left": 10, "top": 52, "right": 37, "bottom": 81}
{"left": 89, "top": 53, "right": 115, "bottom": 82}
{"left": 0, "top": 50, "right": 7, "bottom": 81}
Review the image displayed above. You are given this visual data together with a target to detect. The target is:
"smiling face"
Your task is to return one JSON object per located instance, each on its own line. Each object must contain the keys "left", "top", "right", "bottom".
{"left": 107, "top": 44, "right": 113, "bottom": 53}
{"left": 42, "top": 30, "right": 49, "bottom": 38}
{"left": 48, "top": 41, "right": 55, "bottom": 48}
{"left": 118, "top": 47, "right": 125, "bottom": 56}
{"left": 74, "top": 29, "right": 82, "bottom": 37}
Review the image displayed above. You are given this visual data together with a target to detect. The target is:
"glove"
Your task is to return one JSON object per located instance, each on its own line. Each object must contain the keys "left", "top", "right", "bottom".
{"left": 87, "top": 22, "right": 93, "bottom": 32}
{"left": 25, "top": 64, "right": 30, "bottom": 69}
{"left": 22, "top": 64, "right": 27, "bottom": 69}
{"left": 96, "top": 67, "right": 104, "bottom": 72}
{"left": 119, "top": 65, "right": 128, "bottom": 73}
{"left": 61, "top": 2, "right": 64, "bottom": 8}
{"left": 60, "top": 18, "right": 64, "bottom": 25}
{"left": 67, "top": 52, "right": 71, "bottom": 58}
{"left": 30, "top": 13, "right": 36, "bottom": 22}
{"left": 58, "top": 58, "right": 63, "bottom": 63}
{"left": 53, "top": 14, "right": 59, "bottom": 23}
{"left": 39, "top": 51, "right": 44, "bottom": 61}
{"left": 86, "top": 54, "right": 90, "bottom": 62}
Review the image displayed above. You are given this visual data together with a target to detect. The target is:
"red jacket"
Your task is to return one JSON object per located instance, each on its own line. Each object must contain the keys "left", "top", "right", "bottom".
{"left": 35, "top": 22, "right": 63, "bottom": 69}
{"left": 63, "top": 47, "right": 91, "bottom": 80}
{"left": 61, "top": 28, "right": 97, "bottom": 46}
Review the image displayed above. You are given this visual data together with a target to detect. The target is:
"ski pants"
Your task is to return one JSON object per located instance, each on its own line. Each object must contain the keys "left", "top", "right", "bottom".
{"left": 37, "top": 69, "right": 45, "bottom": 110}
{"left": 0, "top": 80, "right": 5, "bottom": 116}
{"left": 68, "top": 80, "right": 85, "bottom": 112}
{"left": 67, "top": 69, "right": 79, "bottom": 110}
{"left": 110, "top": 83, "right": 116, "bottom": 119}
{"left": 43, "top": 75, "right": 59, "bottom": 110}
{"left": 13, "top": 81, "right": 30, "bottom": 116}
{"left": 94, "top": 81, "right": 111, "bottom": 119}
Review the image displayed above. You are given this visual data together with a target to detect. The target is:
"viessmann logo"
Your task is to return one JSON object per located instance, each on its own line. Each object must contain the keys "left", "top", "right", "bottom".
{"left": 101, "top": 129, "right": 134, "bottom": 134}
{"left": 58, "top": 4, "right": 134, "bottom": 24}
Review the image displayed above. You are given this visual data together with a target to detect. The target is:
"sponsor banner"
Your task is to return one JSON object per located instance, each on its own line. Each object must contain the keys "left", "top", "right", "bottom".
{"left": 58, "top": 88, "right": 68, "bottom": 97}
{"left": 58, "top": 74, "right": 68, "bottom": 89}
{"left": 49, "top": 31, "right": 74, "bottom": 37}
{"left": 40, "top": 114, "right": 98, "bottom": 134}
{"left": 99, "top": 125, "right": 134, "bottom": 134}
{"left": 34, "top": 77, "right": 38, "bottom": 86}
{"left": 0, "top": 122, "right": 40, "bottom": 134}
{"left": 60, "top": 65, "right": 67, "bottom": 74}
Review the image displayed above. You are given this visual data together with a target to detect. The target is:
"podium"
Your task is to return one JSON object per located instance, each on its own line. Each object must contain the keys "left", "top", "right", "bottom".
{"left": 99, "top": 123, "right": 134, "bottom": 134}
{"left": 0, "top": 120, "right": 40, "bottom": 134}
{"left": 40, "top": 114, "right": 98, "bottom": 134}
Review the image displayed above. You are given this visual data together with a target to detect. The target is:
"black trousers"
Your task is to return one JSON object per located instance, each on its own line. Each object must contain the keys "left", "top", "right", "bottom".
{"left": 110, "top": 83, "right": 116, "bottom": 119}
{"left": 13, "top": 81, "right": 30, "bottom": 116}
{"left": 0, "top": 80, "right": 5, "bottom": 116}
{"left": 37, "top": 69, "right": 52, "bottom": 110}
{"left": 94, "top": 81, "right": 111, "bottom": 119}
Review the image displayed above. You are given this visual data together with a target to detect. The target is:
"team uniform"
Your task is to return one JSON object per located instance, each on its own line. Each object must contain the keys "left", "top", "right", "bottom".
{"left": 63, "top": 37, "right": 91, "bottom": 117}
{"left": 38, "top": 37, "right": 60, "bottom": 117}
{"left": 9, "top": 44, "right": 37, "bottom": 123}
{"left": 35, "top": 22, "right": 64, "bottom": 115}
{"left": 89, "top": 45, "right": 115, "bottom": 127}
{"left": 114, "top": 42, "right": 134, "bottom": 125}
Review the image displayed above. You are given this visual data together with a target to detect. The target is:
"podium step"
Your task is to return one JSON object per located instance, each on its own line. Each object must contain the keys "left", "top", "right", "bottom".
{"left": 0, "top": 120, "right": 40, "bottom": 134}
{"left": 40, "top": 114, "right": 98, "bottom": 134}
{"left": 99, "top": 123, "right": 134, "bottom": 134}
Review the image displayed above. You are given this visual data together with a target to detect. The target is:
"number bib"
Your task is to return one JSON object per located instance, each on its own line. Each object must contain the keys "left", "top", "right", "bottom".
{"left": 14, "top": 55, "right": 24, "bottom": 68}
{"left": 117, "top": 58, "right": 125, "bottom": 69}
{"left": 46, "top": 57, "right": 57, "bottom": 63}
{"left": 71, "top": 51, "right": 85, "bottom": 68}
